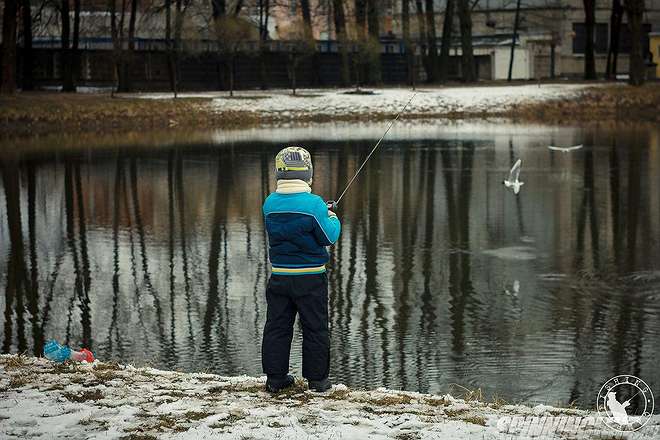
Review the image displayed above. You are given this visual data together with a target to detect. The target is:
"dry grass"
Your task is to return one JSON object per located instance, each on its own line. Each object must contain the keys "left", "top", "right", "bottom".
{"left": 368, "top": 394, "right": 414, "bottom": 406}
{"left": 325, "top": 387, "right": 351, "bottom": 400}
{"left": 208, "top": 382, "right": 265, "bottom": 394}
{"left": 62, "top": 388, "right": 104, "bottom": 402}
{"left": 92, "top": 370, "right": 119, "bottom": 383}
{"left": 2, "top": 354, "right": 27, "bottom": 370}
{"left": 120, "top": 435, "right": 157, "bottom": 440}
{"left": 424, "top": 396, "right": 451, "bottom": 407}
{"left": 512, "top": 84, "right": 660, "bottom": 124}
{"left": 183, "top": 411, "right": 213, "bottom": 421}
{"left": 0, "top": 92, "right": 259, "bottom": 139}
{"left": 444, "top": 407, "right": 469, "bottom": 418}
{"left": 8, "top": 374, "right": 32, "bottom": 388}
{"left": 93, "top": 361, "right": 122, "bottom": 371}
{"left": 461, "top": 415, "right": 487, "bottom": 426}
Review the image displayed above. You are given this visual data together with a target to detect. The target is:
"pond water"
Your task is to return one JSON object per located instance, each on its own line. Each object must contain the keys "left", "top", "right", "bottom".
{"left": 1, "top": 122, "right": 659, "bottom": 409}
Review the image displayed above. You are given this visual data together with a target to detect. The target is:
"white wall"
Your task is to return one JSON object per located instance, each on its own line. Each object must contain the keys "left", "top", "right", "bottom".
{"left": 493, "top": 47, "right": 531, "bottom": 80}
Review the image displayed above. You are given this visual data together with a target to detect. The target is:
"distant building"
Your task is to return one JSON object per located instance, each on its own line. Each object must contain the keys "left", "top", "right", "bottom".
{"left": 650, "top": 32, "right": 660, "bottom": 78}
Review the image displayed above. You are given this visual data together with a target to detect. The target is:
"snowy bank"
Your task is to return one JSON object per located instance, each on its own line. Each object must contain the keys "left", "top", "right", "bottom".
{"left": 1, "top": 355, "right": 658, "bottom": 439}
{"left": 136, "top": 84, "right": 597, "bottom": 120}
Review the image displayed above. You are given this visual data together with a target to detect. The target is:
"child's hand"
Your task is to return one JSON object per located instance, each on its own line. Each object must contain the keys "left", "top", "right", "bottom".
{"left": 328, "top": 209, "right": 337, "bottom": 218}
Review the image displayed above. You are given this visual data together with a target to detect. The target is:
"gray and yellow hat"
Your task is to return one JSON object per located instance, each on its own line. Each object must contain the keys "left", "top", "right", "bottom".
{"left": 275, "top": 146, "right": 313, "bottom": 183}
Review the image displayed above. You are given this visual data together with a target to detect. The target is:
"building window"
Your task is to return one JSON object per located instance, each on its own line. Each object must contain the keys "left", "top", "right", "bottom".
{"left": 572, "top": 23, "right": 608, "bottom": 54}
{"left": 289, "top": 0, "right": 297, "bottom": 16}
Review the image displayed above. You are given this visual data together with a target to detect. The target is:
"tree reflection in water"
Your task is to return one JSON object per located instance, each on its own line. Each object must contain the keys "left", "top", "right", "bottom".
{"left": 1, "top": 126, "right": 659, "bottom": 409}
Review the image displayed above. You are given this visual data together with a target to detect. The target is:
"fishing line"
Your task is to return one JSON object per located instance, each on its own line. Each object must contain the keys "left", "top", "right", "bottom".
{"left": 328, "top": 93, "right": 417, "bottom": 209}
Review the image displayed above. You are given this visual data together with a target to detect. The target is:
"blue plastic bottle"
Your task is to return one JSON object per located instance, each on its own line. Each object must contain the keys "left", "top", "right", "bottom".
{"left": 43, "top": 340, "right": 72, "bottom": 363}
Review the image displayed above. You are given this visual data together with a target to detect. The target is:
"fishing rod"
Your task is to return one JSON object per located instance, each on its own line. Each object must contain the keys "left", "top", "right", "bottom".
{"left": 326, "top": 93, "right": 417, "bottom": 211}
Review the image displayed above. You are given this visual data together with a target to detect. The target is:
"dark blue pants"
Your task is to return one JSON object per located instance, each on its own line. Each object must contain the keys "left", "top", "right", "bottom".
{"left": 262, "top": 273, "right": 329, "bottom": 382}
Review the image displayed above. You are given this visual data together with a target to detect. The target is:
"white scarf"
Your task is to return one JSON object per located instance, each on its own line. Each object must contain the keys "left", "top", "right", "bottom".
{"left": 276, "top": 179, "right": 312, "bottom": 194}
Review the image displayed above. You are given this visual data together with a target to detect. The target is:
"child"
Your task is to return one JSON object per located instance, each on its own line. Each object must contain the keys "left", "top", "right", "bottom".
{"left": 262, "top": 146, "right": 341, "bottom": 393}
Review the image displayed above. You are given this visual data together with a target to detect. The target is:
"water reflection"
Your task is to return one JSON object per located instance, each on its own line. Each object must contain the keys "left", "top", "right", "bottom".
{"left": 1, "top": 123, "right": 660, "bottom": 409}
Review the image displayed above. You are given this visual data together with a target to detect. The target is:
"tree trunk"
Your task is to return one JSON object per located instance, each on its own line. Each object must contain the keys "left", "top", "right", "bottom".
{"left": 21, "top": 0, "right": 34, "bottom": 90}
{"left": 355, "top": 0, "right": 367, "bottom": 41}
{"left": 123, "top": 0, "right": 138, "bottom": 92}
{"left": 300, "top": 0, "right": 319, "bottom": 86}
{"left": 583, "top": 0, "right": 596, "bottom": 79}
{"left": 258, "top": 0, "right": 270, "bottom": 90}
{"left": 424, "top": 0, "right": 438, "bottom": 82}
{"left": 165, "top": 0, "right": 176, "bottom": 95}
{"left": 366, "top": 0, "right": 381, "bottom": 83}
{"left": 1, "top": 0, "right": 18, "bottom": 93}
{"left": 438, "top": 0, "right": 454, "bottom": 81}
{"left": 606, "top": 0, "right": 623, "bottom": 79}
{"left": 414, "top": 0, "right": 427, "bottom": 79}
{"left": 300, "top": 0, "right": 312, "bottom": 38}
{"left": 173, "top": 0, "right": 183, "bottom": 93}
{"left": 71, "top": 0, "right": 80, "bottom": 90}
{"left": 110, "top": 0, "right": 118, "bottom": 95}
{"left": 61, "top": 0, "right": 75, "bottom": 91}
{"left": 229, "top": 54, "right": 235, "bottom": 96}
{"left": 333, "top": 0, "right": 349, "bottom": 86}
{"left": 402, "top": 0, "right": 413, "bottom": 86}
{"left": 354, "top": 0, "right": 367, "bottom": 87}
{"left": 507, "top": 0, "right": 521, "bottom": 81}
{"left": 624, "top": 0, "right": 645, "bottom": 85}
{"left": 212, "top": 0, "right": 225, "bottom": 17}
{"left": 456, "top": 0, "right": 475, "bottom": 82}
{"left": 116, "top": 0, "right": 128, "bottom": 92}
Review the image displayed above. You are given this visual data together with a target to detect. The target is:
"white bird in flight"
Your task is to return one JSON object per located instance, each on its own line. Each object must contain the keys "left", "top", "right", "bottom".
{"left": 503, "top": 159, "right": 524, "bottom": 194}
{"left": 547, "top": 144, "right": 583, "bottom": 152}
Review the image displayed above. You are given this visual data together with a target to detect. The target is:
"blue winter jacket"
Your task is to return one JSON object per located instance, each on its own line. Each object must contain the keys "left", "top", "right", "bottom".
{"left": 263, "top": 191, "right": 341, "bottom": 275}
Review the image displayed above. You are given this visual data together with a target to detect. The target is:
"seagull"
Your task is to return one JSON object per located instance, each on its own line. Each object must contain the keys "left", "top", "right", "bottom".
{"left": 505, "top": 280, "right": 520, "bottom": 296}
{"left": 547, "top": 144, "right": 583, "bottom": 152}
{"left": 503, "top": 158, "right": 524, "bottom": 194}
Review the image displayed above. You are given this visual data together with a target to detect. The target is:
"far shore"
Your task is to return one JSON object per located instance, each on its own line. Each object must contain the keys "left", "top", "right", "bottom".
{"left": 1, "top": 82, "right": 659, "bottom": 143}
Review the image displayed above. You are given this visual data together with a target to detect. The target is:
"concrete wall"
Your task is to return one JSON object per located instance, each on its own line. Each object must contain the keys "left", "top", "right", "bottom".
{"left": 492, "top": 47, "right": 531, "bottom": 80}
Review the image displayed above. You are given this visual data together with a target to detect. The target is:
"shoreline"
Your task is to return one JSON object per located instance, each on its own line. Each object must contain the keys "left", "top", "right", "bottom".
{"left": 1, "top": 83, "right": 659, "bottom": 143}
{"left": 1, "top": 355, "right": 658, "bottom": 439}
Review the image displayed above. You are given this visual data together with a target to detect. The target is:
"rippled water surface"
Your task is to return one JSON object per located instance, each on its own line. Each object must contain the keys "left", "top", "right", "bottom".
{"left": 2, "top": 122, "right": 660, "bottom": 409}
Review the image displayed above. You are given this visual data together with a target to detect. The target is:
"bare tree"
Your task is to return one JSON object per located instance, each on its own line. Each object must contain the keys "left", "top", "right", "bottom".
{"left": 424, "top": 0, "right": 438, "bottom": 82}
{"left": 583, "top": 0, "right": 596, "bottom": 79}
{"left": 456, "top": 0, "right": 475, "bottom": 81}
{"left": 366, "top": 0, "right": 381, "bottom": 83}
{"left": 214, "top": 15, "right": 257, "bottom": 96}
{"left": 414, "top": 0, "right": 427, "bottom": 79}
{"left": 22, "top": 0, "right": 34, "bottom": 90}
{"left": 280, "top": 17, "right": 316, "bottom": 95}
{"left": 402, "top": 0, "right": 414, "bottom": 87}
{"left": 439, "top": 0, "right": 454, "bottom": 82}
{"left": 333, "top": 0, "right": 350, "bottom": 86}
{"left": 1, "top": 0, "right": 18, "bottom": 93}
{"left": 624, "top": 0, "right": 645, "bottom": 85}
{"left": 257, "top": 0, "right": 271, "bottom": 90}
{"left": 606, "top": 0, "right": 624, "bottom": 78}
{"left": 61, "top": 0, "right": 80, "bottom": 91}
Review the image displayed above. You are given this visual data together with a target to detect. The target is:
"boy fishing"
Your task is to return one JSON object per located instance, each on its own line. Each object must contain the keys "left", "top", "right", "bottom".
{"left": 262, "top": 146, "right": 341, "bottom": 393}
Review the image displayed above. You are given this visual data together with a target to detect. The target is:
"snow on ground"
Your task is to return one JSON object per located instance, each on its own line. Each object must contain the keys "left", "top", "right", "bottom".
{"left": 2, "top": 355, "right": 658, "bottom": 439}
{"left": 132, "top": 84, "right": 602, "bottom": 120}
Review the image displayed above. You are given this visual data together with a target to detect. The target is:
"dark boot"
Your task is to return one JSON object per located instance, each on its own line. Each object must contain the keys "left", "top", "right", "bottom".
{"left": 266, "top": 374, "right": 295, "bottom": 393}
{"left": 308, "top": 378, "right": 332, "bottom": 392}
